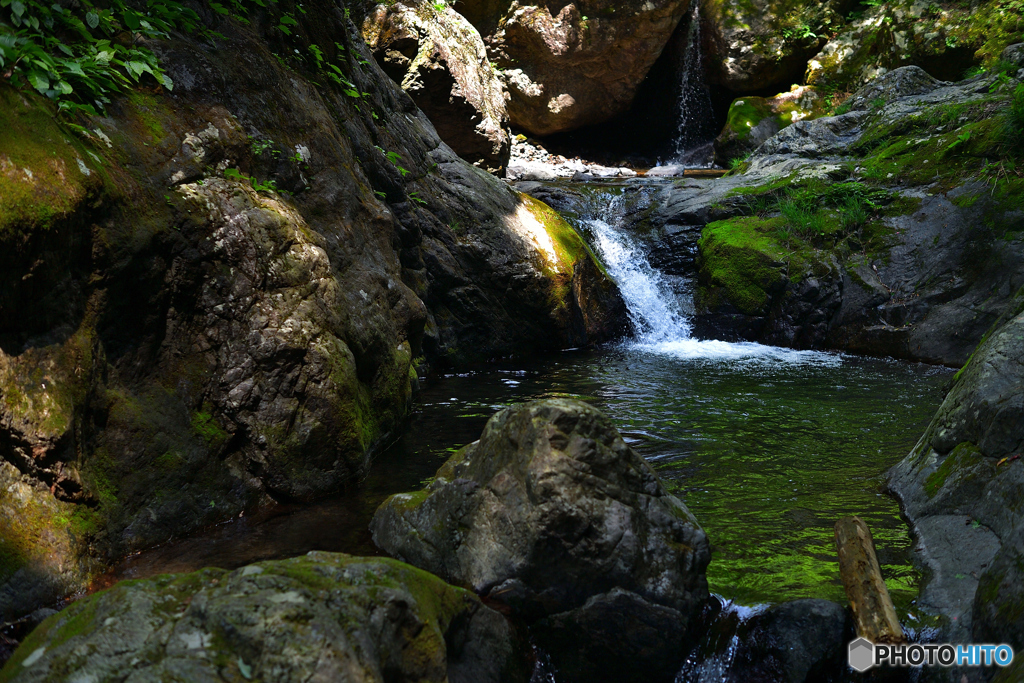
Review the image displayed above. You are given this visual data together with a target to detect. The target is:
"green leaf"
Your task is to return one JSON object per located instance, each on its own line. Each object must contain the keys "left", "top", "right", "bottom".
{"left": 27, "top": 70, "right": 50, "bottom": 93}
{"left": 279, "top": 14, "right": 298, "bottom": 25}
{"left": 56, "top": 79, "right": 73, "bottom": 94}
{"left": 208, "top": 2, "right": 229, "bottom": 14}
{"left": 10, "top": 0, "right": 25, "bottom": 17}
{"left": 85, "top": 10, "right": 99, "bottom": 28}
{"left": 122, "top": 12, "right": 141, "bottom": 31}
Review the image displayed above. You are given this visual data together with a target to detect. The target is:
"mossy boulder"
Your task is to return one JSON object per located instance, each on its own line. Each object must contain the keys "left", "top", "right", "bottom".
{"left": 889, "top": 305, "right": 1024, "bottom": 642}
{"left": 806, "top": 0, "right": 1024, "bottom": 91}
{"left": 0, "top": 553, "right": 528, "bottom": 683}
{"left": 361, "top": 0, "right": 510, "bottom": 172}
{"left": 694, "top": 216, "right": 842, "bottom": 346}
{"left": 714, "top": 86, "right": 827, "bottom": 166}
{"left": 704, "top": 0, "right": 848, "bottom": 93}
{"left": 371, "top": 398, "right": 709, "bottom": 683}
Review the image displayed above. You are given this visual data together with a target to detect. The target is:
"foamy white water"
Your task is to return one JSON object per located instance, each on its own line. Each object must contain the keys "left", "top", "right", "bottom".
{"left": 583, "top": 196, "right": 841, "bottom": 366}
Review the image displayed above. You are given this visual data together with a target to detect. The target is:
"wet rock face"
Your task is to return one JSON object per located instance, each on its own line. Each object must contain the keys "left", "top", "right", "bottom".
{"left": 727, "top": 599, "right": 851, "bottom": 683}
{"left": 0, "top": 553, "right": 528, "bottom": 683}
{"left": 488, "top": 0, "right": 692, "bottom": 136}
{"left": 652, "top": 66, "right": 1024, "bottom": 365}
{"left": 0, "top": 0, "right": 626, "bottom": 621}
{"left": 371, "top": 398, "right": 710, "bottom": 682}
{"left": 888, "top": 306, "right": 1024, "bottom": 644}
{"left": 362, "top": 0, "right": 510, "bottom": 172}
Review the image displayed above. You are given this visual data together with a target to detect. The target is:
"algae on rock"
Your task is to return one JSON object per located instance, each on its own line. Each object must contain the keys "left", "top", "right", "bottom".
{"left": 0, "top": 553, "right": 528, "bottom": 683}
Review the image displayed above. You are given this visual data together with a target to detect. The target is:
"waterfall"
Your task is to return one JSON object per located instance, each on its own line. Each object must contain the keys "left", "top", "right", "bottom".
{"left": 587, "top": 213, "right": 692, "bottom": 343}
{"left": 672, "top": 0, "right": 717, "bottom": 166}
{"left": 580, "top": 192, "right": 839, "bottom": 364}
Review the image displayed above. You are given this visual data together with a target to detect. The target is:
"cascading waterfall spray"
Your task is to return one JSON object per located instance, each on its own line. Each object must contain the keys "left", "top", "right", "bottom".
{"left": 580, "top": 190, "right": 839, "bottom": 365}
{"left": 673, "top": 0, "right": 717, "bottom": 166}
{"left": 584, "top": 198, "right": 692, "bottom": 343}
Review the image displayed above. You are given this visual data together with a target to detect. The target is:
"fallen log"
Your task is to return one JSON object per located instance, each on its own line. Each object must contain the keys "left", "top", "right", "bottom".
{"left": 835, "top": 516, "right": 906, "bottom": 644}
{"left": 683, "top": 169, "right": 728, "bottom": 178}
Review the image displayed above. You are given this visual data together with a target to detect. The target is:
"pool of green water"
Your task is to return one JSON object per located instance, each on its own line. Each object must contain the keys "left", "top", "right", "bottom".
{"left": 99, "top": 345, "right": 951, "bottom": 614}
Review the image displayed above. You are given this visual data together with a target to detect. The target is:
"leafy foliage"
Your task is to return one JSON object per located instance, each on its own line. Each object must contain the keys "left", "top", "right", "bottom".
{"left": 0, "top": 0, "right": 199, "bottom": 114}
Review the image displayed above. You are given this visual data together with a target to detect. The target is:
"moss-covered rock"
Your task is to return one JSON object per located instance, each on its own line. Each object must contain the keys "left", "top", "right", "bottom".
{"left": 0, "top": 0, "right": 627, "bottom": 623}
{"left": 695, "top": 214, "right": 842, "bottom": 345}
{"left": 888, "top": 305, "right": 1024, "bottom": 643}
{"left": 806, "top": 0, "right": 1024, "bottom": 92}
{"left": 714, "top": 86, "right": 827, "bottom": 166}
{"left": 371, "top": 398, "right": 709, "bottom": 683}
{"left": 0, "top": 553, "right": 528, "bottom": 683}
{"left": 704, "top": 0, "right": 848, "bottom": 93}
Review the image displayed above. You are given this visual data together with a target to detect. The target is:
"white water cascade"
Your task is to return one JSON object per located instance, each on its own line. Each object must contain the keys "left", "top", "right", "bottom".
{"left": 672, "top": 0, "right": 717, "bottom": 167}
{"left": 582, "top": 194, "right": 839, "bottom": 365}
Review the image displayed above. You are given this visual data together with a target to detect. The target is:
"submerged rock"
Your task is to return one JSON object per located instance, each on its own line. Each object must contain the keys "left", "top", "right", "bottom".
{"left": 371, "top": 398, "right": 710, "bottom": 682}
{"left": 361, "top": 0, "right": 510, "bottom": 172}
{"left": 0, "top": 553, "right": 528, "bottom": 683}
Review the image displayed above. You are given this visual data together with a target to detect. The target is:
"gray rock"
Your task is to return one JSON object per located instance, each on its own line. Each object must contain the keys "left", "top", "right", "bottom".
{"left": 843, "top": 65, "right": 943, "bottom": 111}
{"left": 729, "top": 599, "right": 851, "bottom": 683}
{"left": 0, "top": 553, "right": 528, "bottom": 683}
{"left": 533, "top": 588, "right": 690, "bottom": 683}
{"left": 370, "top": 398, "right": 710, "bottom": 682}
{"left": 1002, "top": 42, "right": 1024, "bottom": 68}
{"left": 361, "top": 0, "right": 510, "bottom": 172}
{"left": 889, "top": 306, "right": 1024, "bottom": 647}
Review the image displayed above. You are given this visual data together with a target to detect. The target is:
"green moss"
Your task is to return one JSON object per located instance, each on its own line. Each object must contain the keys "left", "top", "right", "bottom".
{"left": 519, "top": 192, "right": 588, "bottom": 270}
{"left": 0, "top": 85, "right": 106, "bottom": 242}
{"left": 723, "top": 98, "right": 776, "bottom": 142}
{"left": 697, "top": 216, "right": 793, "bottom": 315}
{"left": 191, "top": 405, "right": 230, "bottom": 445}
{"left": 125, "top": 90, "right": 168, "bottom": 141}
{"left": 924, "top": 442, "right": 984, "bottom": 497}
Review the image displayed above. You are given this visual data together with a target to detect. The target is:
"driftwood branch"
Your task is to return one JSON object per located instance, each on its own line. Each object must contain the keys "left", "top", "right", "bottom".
{"left": 835, "top": 515, "right": 906, "bottom": 644}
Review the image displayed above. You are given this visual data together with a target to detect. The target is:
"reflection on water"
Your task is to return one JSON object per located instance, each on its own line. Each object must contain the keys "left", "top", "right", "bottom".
{"left": 98, "top": 346, "right": 951, "bottom": 616}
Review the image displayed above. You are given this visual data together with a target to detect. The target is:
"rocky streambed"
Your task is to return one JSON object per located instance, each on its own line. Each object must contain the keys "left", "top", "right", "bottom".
{"left": 2, "top": 0, "right": 1024, "bottom": 676}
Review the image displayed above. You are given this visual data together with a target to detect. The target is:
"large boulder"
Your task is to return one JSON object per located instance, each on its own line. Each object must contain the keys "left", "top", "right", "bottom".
{"left": 651, "top": 66, "right": 1024, "bottom": 363}
{"left": 889, "top": 303, "right": 1024, "bottom": 643}
{"left": 362, "top": 0, "right": 510, "bottom": 172}
{"left": 704, "top": 0, "right": 848, "bottom": 93}
{"left": 713, "top": 85, "right": 827, "bottom": 166}
{"left": 0, "top": 553, "right": 529, "bottom": 683}
{"left": 488, "top": 0, "right": 692, "bottom": 136}
{"left": 0, "top": 0, "right": 626, "bottom": 622}
{"left": 371, "top": 398, "right": 710, "bottom": 682}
